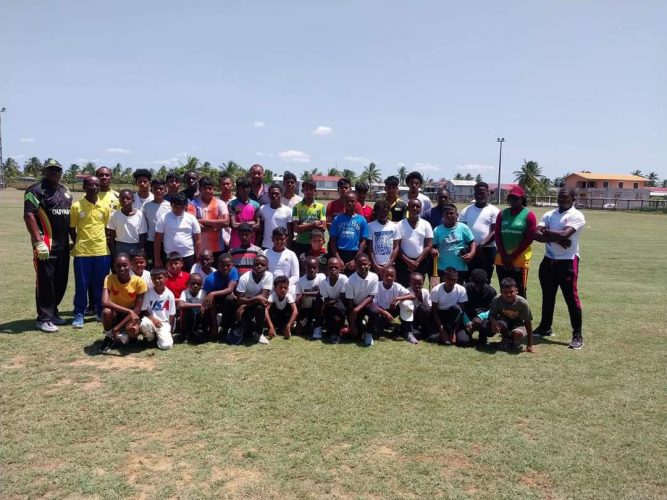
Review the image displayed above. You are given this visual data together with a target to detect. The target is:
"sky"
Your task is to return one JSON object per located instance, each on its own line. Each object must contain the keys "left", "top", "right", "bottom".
{"left": 1, "top": 0, "right": 665, "bottom": 182}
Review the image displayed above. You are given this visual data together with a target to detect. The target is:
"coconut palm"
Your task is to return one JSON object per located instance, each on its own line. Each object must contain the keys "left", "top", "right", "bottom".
{"left": 327, "top": 168, "right": 342, "bottom": 177}
{"left": 475, "top": 174, "right": 483, "bottom": 183}
{"left": 358, "top": 162, "right": 382, "bottom": 185}
{"left": 82, "top": 161, "right": 97, "bottom": 175}
{"left": 3, "top": 158, "right": 21, "bottom": 179}
{"left": 300, "top": 168, "right": 321, "bottom": 182}
{"left": 513, "top": 160, "right": 545, "bottom": 194}
{"left": 112, "top": 163, "right": 123, "bottom": 180}
{"left": 65, "top": 164, "right": 81, "bottom": 183}
{"left": 180, "top": 156, "right": 200, "bottom": 173}
{"left": 398, "top": 166, "right": 408, "bottom": 185}
{"left": 342, "top": 169, "right": 357, "bottom": 184}
{"left": 646, "top": 171, "right": 659, "bottom": 187}
{"left": 631, "top": 169, "right": 643, "bottom": 177}
{"left": 24, "top": 157, "right": 43, "bottom": 178}
{"left": 454, "top": 172, "right": 464, "bottom": 180}
{"left": 220, "top": 160, "right": 246, "bottom": 181}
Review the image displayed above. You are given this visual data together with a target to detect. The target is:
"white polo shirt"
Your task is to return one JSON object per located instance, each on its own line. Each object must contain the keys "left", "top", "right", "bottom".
{"left": 345, "top": 271, "right": 379, "bottom": 305}
{"left": 458, "top": 203, "right": 500, "bottom": 247}
{"left": 538, "top": 207, "right": 586, "bottom": 259}
{"left": 430, "top": 283, "right": 468, "bottom": 310}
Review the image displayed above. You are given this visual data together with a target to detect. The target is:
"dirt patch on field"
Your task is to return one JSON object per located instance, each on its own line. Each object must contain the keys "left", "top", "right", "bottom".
{"left": 69, "top": 356, "right": 156, "bottom": 372}
{"left": 1, "top": 355, "right": 27, "bottom": 369}
{"left": 520, "top": 471, "right": 556, "bottom": 499}
{"left": 211, "top": 467, "right": 262, "bottom": 494}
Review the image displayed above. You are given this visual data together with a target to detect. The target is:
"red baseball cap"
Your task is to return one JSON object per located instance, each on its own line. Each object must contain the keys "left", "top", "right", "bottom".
{"left": 508, "top": 186, "right": 526, "bottom": 198}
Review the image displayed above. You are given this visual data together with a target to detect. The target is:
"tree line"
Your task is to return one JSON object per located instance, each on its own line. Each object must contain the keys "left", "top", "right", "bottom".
{"left": 3, "top": 156, "right": 665, "bottom": 191}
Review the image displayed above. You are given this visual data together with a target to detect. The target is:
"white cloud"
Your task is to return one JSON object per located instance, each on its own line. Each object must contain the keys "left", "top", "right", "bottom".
{"left": 278, "top": 150, "right": 311, "bottom": 163}
{"left": 153, "top": 157, "right": 179, "bottom": 166}
{"left": 20, "top": 138, "right": 36, "bottom": 143}
{"left": 455, "top": 163, "right": 495, "bottom": 171}
{"left": 312, "top": 125, "right": 333, "bottom": 136}
{"left": 256, "top": 152, "right": 263, "bottom": 156}
{"left": 253, "top": 121, "right": 266, "bottom": 128}
{"left": 344, "top": 155, "right": 371, "bottom": 164}
{"left": 105, "top": 147, "right": 131, "bottom": 154}
{"left": 413, "top": 162, "right": 440, "bottom": 172}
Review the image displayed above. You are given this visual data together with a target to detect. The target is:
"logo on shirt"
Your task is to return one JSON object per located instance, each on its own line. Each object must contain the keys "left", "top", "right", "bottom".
{"left": 150, "top": 299, "right": 171, "bottom": 311}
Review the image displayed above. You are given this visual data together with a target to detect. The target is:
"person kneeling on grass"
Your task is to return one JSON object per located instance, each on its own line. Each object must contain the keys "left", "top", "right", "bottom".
{"left": 429, "top": 267, "right": 469, "bottom": 346}
{"left": 265, "top": 275, "right": 298, "bottom": 339}
{"left": 176, "top": 273, "right": 206, "bottom": 343}
{"left": 369, "top": 265, "right": 418, "bottom": 344}
{"left": 489, "top": 277, "right": 534, "bottom": 353}
{"left": 233, "top": 255, "right": 273, "bottom": 345}
{"left": 319, "top": 257, "right": 349, "bottom": 344}
{"left": 203, "top": 254, "right": 239, "bottom": 341}
{"left": 409, "top": 272, "right": 433, "bottom": 340}
{"left": 462, "top": 268, "right": 497, "bottom": 347}
{"left": 295, "top": 256, "right": 326, "bottom": 339}
{"left": 139, "top": 268, "right": 176, "bottom": 350}
{"left": 99, "top": 253, "right": 148, "bottom": 353}
{"left": 345, "top": 254, "right": 379, "bottom": 347}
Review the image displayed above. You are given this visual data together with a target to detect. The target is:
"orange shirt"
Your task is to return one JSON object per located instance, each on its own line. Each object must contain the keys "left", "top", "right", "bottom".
{"left": 187, "top": 197, "right": 228, "bottom": 252}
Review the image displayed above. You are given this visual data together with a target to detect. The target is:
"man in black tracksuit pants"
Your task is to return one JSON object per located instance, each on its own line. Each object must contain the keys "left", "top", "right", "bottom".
{"left": 23, "top": 160, "right": 73, "bottom": 333}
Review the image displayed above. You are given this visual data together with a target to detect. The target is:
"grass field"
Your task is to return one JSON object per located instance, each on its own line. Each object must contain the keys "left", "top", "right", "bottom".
{"left": 1, "top": 188, "right": 665, "bottom": 499}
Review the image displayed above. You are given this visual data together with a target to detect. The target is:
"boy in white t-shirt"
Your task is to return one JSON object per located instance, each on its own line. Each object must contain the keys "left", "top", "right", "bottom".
{"left": 345, "top": 254, "right": 379, "bottom": 346}
{"left": 369, "top": 266, "right": 418, "bottom": 344}
{"left": 429, "top": 267, "right": 468, "bottom": 346}
{"left": 107, "top": 188, "right": 148, "bottom": 258}
{"left": 319, "top": 257, "right": 349, "bottom": 344}
{"left": 177, "top": 273, "right": 206, "bottom": 343}
{"left": 234, "top": 255, "right": 273, "bottom": 345}
{"left": 295, "top": 256, "right": 326, "bottom": 339}
{"left": 366, "top": 199, "right": 400, "bottom": 277}
{"left": 139, "top": 268, "right": 176, "bottom": 350}
{"left": 153, "top": 192, "right": 201, "bottom": 272}
{"left": 265, "top": 275, "right": 298, "bottom": 339}
{"left": 190, "top": 249, "right": 217, "bottom": 280}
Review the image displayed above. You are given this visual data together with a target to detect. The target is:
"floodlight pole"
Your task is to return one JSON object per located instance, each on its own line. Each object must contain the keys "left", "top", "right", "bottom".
{"left": 0, "top": 107, "right": 5, "bottom": 189}
{"left": 496, "top": 137, "right": 505, "bottom": 204}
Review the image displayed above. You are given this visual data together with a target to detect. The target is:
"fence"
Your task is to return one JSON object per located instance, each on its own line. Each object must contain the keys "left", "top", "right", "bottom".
{"left": 532, "top": 196, "right": 667, "bottom": 212}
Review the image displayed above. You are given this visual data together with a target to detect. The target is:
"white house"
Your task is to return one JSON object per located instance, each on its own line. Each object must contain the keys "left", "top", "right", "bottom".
{"left": 446, "top": 179, "right": 477, "bottom": 201}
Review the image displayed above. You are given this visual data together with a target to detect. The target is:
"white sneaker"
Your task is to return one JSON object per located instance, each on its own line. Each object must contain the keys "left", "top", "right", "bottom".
{"left": 36, "top": 321, "right": 58, "bottom": 333}
{"left": 216, "top": 313, "right": 222, "bottom": 326}
{"left": 363, "top": 332, "right": 374, "bottom": 347}
{"left": 116, "top": 333, "right": 130, "bottom": 345}
{"left": 258, "top": 334, "right": 269, "bottom": 345}
{"left": 312, "top": 327, "right": 323, "bottom": 340}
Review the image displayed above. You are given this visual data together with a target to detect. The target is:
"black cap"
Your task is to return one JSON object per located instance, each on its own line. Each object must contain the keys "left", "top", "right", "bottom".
{"left": 44, "top": 159, "right": 63, "bottom": 171}
{"left": 238, "top": 223, "right": 253, "bottom": 232}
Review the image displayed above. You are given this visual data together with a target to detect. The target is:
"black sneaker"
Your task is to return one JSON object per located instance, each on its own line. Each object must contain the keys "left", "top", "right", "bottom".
{"left": 99, "top": 336, "right": 114, "bottom": 353}
{"left": 533, "top": 326, "right": 554, "bottom": 337}
{"left": 568, "top": 336, "right": 584, "bottom": 350}
{"left": 84, "top": 306, "right": 96, "bottom": 317}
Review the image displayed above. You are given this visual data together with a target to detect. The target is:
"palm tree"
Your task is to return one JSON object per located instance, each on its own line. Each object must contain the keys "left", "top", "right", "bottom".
{"left": 65, "top": 164, "right": 81, "bottom": 183}
{"left": 464, "top": 173, "right": 473, "bottom": 181}
{"left": 112, "top": 163, "right": 123, "bottom": 180}
{"left": 300, "top": 168, "right": 321, "bottom": 182}
{"left": 341, "top": 169, "right": 357, "bottom": 184}
{"left": 358, "top": 162, "right": 382, "bottom": 185}
{"left": 156, "top": 166, "right": 168, "bottom": 179}
{"left": 180, "top": 156, "right": 200, "bottom": 173}
{"left": 475, "top": 174, "right": 483, "bottom": 183}
{"left": 513, "top": 159, "right": 545, "bottom": 194}
{"left": 646, "top": 171, "right": 659, "bottom": 187}
{"left": 397, "top": 166, "right": 408, "bottom": 185}
{"left": 454, "top": 172, "right": 464, "bottom": 180}
{"left": 220, "top": 160, "right": 246, "bottom": 181}
{"left": 3, "top": 158, "right": 21, "bottom": 179}
{"left": 82, "top": 161, "right": 97, "bottom": 175}
{"left": 327, "top": 167, "right": 342, "bottom": 177}
{"left": 631, "top": 169, "right": 643, "bottom": 177}
{"left": 24, "top": 157, "right": 43, "bottom": 178}
{"left": 121, "top": 168, "right": 133, "bottom": 184}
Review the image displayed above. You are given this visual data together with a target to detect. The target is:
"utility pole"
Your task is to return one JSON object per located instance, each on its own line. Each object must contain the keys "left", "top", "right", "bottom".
{"left": 0, "top": 107, "right": 5, "bottom": 189}
{"left": 496, "top": 137, "right": 505, "bottom": 204}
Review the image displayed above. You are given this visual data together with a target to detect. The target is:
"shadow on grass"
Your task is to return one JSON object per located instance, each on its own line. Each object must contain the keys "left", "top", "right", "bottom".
{"left": 83, "top": 339, "right": 152, "bottom": 357}
{"left": 0, "top": 319, "right": 44, "bottom": 335}
{"left": 533, "top": 336, "right": 570, "bottom": 346}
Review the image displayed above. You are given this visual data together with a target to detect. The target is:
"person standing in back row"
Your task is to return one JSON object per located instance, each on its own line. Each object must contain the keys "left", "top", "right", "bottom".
{"left": 458, "top": 182, "right": 499, "bottom": 283}
{"left": 494, "top": 186, "right": 536, "bottom": 298}
{"left": 533, "top": 187, "right": 586, "bottom": 350}
{"left": 23, "top": 159, "right": 73, "bottom": 333}
{"left": 401, "top": 171, "right": 432, "bottom": 216}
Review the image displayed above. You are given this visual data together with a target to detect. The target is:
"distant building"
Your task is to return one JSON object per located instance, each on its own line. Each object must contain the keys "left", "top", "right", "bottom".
{"left": 565, "top": 172, "right": 650, "bottom": 202}
{"left": 487, "top": 183, "right": 520, "bottom": 201}
{"left": 311, "top": 175, "right": 342, "bottom": 201}
{"left": 446, "top": 179, "right": 477, "bottom": 201}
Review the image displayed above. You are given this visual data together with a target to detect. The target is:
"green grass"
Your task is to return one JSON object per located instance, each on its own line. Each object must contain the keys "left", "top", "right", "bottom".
{"left": 1, "top": 188, "right": 665, "bottom": 498}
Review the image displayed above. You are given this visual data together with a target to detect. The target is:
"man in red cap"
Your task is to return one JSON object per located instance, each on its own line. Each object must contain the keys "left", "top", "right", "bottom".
{"left": 493, "top": 186, "right": 537, "bottom": 298}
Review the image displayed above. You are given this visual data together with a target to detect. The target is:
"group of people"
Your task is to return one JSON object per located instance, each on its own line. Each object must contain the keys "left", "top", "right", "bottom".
{"left": 23, "top": 160, "right": 586, "bottom": 354}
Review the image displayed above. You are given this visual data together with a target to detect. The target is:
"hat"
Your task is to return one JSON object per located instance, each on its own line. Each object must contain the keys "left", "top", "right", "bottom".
{"left": 44, "top": 159, "right": 62, "bottom": 171}
{"left": 238, "top": 223, "right": 253, "bottom": 232}
{"left": 508, "top": 186, "right": 525, "bottom": 198}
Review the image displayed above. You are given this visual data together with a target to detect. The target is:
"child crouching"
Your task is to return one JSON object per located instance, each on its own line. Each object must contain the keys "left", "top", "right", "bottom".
{"left": 369, "top": 266, "right": 418, "bottom": 344}
{"left": 177, "top": 273, "right": 206, "bottom": 343}
{"left": 265, "top": 275, "right": 298, "bottom": 339}
{"left": 139, "top": 268, "right": 176, "bottom": 350}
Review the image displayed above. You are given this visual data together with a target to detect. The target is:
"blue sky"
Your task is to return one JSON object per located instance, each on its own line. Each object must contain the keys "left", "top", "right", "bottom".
{"left": 2, "top": 0, "right": 665, "bottom": 182}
